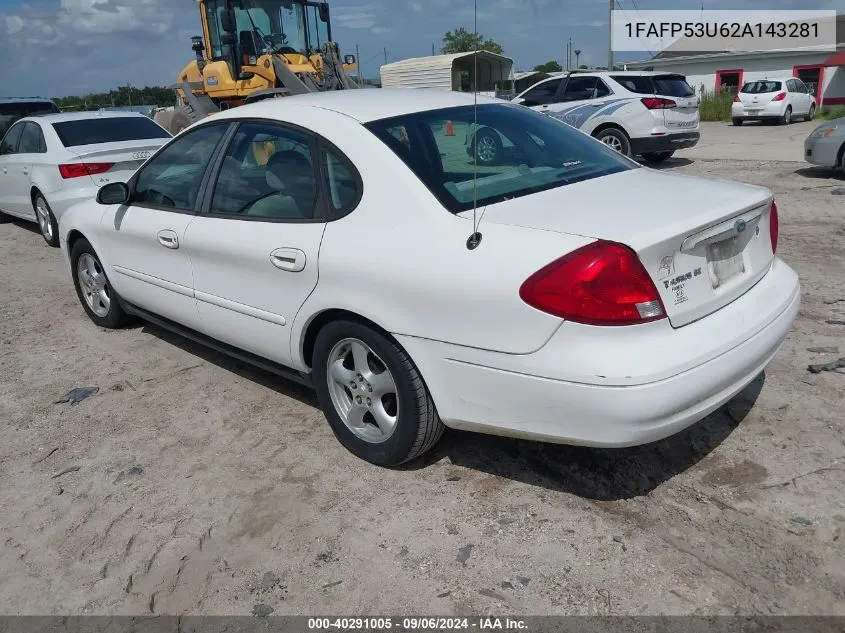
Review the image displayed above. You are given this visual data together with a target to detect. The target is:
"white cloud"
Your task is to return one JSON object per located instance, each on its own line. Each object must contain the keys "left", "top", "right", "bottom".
{"left": 5, "top": 15, "right": 24, "bottom": 34}
{"left": 332, "top": 4, "right": 378, "bottom": 29}
{"left": 408, "top": 2, "right": 423, "bottom": 12}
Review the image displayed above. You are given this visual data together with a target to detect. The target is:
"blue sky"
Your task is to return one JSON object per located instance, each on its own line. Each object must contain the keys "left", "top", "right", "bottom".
{"left": 0, "top": 0, "right": 836, "bottom": 98}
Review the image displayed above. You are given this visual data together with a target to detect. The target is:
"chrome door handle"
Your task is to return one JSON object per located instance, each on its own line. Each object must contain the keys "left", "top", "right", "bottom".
{"left": 157, "top": 230, "right": 179, "bottom": 249}
{"left": 22, "top": 169, "right": 29, "bottom": 176}
{"left": 270, "top": 247, "right": 306, "bottom": 272}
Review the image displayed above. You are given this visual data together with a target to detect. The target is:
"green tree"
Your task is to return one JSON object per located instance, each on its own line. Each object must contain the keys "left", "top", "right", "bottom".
{"left": 533, "top": 60, "right": 562, "bottom": 73}
{"left": 441, "top": 27, "right": 504, "bottom": 55}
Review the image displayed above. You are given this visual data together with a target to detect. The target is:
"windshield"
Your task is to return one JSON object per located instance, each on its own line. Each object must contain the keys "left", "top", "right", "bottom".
{"left": 205, "top": 0, "right": 310, "bottom": 58}
{"left": 0, "top": 101, "right": 60, "bottom": 136}
{"left": 365, "top": 104, "right": 636, "bottom": 214}
{"left": 741, "top": 81, "right": 782, "bottom": 94}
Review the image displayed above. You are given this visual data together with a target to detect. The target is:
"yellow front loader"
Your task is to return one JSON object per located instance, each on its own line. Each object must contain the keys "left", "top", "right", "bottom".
{"left": 155, "top": 0, "right": 358, "bottom": 134}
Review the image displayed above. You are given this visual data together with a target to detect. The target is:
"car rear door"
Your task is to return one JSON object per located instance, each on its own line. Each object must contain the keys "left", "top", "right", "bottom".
{"left": 184, "top": 120, "right": 332, "bottom": 366}
{"left": 652, "top": 74, "right": 699, "bottom": 132}
{"left": 99, "top": 122, "right": 230, "bottom": 327}
{"left": 0, "top": 122, "right": 26, "bottom": 216}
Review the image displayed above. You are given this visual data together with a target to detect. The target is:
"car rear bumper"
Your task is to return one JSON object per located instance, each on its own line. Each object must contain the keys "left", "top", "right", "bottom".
{"left": 397, "top": 258, "right": 800, "bottom": 447}
{"left": 731, "top": 102, "right": 786, "bottom": 119}
{"left": 631, "top": 131, "right": 700, "bottom": 155}
{"left": 804, "top": 135, "right": 843, "bottom": 168}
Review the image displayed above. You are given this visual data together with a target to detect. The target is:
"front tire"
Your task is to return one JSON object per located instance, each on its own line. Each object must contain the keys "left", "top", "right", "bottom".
{"left": 70, "top": 238, "right": 127, "bottom": 328}
{"left": 34, "top": 192, "right": 59, "bottom": 247}
{"left": 595, "top": 127, "right": 631, "bottom": 156}
{"left": 641, "top": 151, "right": 674, "bottom": 164}
{"left": 312, "top": 320, "right": 444, "bottom": 466}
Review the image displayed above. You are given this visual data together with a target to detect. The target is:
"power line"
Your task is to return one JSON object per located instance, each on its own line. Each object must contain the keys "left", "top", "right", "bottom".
{"left": 616, "top": 0, "right": 654, "bottom": 58}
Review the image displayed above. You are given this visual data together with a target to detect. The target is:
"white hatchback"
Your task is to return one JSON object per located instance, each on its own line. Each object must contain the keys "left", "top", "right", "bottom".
{"left": 511, "top": 71, "right": 700, "bottom": 163}
{"left": 59, "top": 90, "right": 799, "bottom": 466}
{"left": 732, "top": 78, "right": 817, "bottom": 126}
{"left": 0, "top": 112, "right": 170, "bottom": 246}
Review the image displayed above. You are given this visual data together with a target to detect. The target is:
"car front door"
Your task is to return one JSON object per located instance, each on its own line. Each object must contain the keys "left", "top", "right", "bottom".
{"left": 516, "top": 78, "right": 564, "bottom": 114}
{"left": 184, "top": 121, "right": 334, "bottom": 366}
{"left": 546, "top": 76, "right": 608, "bottom": 123}
{"left": 99, "top": 122, "right": 230, "bottom": 327}
{"left": 796, "top": 79, "right": 813, "bottom": 112}
{"left": 0, "top": 122, "right": 28, "bottom": 217}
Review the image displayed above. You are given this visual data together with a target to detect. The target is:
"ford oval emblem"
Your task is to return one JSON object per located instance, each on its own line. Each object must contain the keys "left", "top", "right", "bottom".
{"left": 735, "top": 219, "right": 747, "bottom": 233}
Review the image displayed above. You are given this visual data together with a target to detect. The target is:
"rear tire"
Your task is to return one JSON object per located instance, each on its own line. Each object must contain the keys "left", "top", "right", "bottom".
{"left": 641, "top": 151, "right": 674, "bottom": 164}
{"left": 33, "top": 192, "right": 59, "bottom": 248}
{"left": 806, "top": 104, "right": 816, "bottom": 121}
{"left": 594, "top": 127, "right": 631, "bottom": 157}
{"left": 70, "top": 238, "right": 127, "bottom": 329}
{"left": 780, "top": 106, "right": 792, "bottom": 125}
{"left": 312, "top": 320, "right": 444, "bottom": 466}
{"left": 732, "top": 118, "right": 743, "bottom": 126}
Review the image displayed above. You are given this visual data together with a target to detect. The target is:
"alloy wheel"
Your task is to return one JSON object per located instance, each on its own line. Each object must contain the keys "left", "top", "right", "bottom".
{"left": 35, "top": 197, "right": 53, "bottom": 242}
{"left": 326, "top": 338, "right": 399, "bottom": 443}
{"left": 77, "top": 253, "right": 111, "bottom": 318}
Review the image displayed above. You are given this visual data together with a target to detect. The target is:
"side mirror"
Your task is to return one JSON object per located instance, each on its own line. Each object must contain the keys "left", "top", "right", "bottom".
{"left": 97, "top": 182, "right": 129, "bottom": 205}
{"left": 319, "top": 3, "right": 329, "bottom": 22}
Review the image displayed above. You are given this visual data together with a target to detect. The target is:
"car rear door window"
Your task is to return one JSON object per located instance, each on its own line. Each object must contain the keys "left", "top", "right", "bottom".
{"left": 520, "top": 78, "right": 563, "bottom": 105}
{"left": 52, "top": 117, "right": 170, "bottom": 147}
{"left": 209, "top": 122, "right": 319, "bottom": 220}
{"left": 17, "top": 122, "right": 46, "bottom": 154}
{"left": 609, "top": 75, "right": 654, "bottom": 94}
{"left": 0, "top": 122, "right": 25, "bottom": 155}
{"left": 133, "top": 123, "right": 228, "bottom": 211}
{"left": 322, "top": 147, "right": 360, "bottom": 217}
{"left": 595, "top": 79, "right": 612, "bottom": 98}
{"left": 562, "top": 76, "right": 598, "bottom": 102}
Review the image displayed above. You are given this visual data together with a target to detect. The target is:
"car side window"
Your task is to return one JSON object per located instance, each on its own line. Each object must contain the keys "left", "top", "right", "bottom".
{"left": 595, "top": 79, "right": 612, "bottom": 98}
{"left": 133, "top": 123, "right": 228, "bottom": 211}
{"left": 562, "top": 76, "right": 599, "bottom": 102}
{"left": 786, "top": 79, "right": 797, "bottom": 92}
{"left": 209, "top": 122, "right": 319, "bottom": 220}
{"left": 521, "top": 79, "right": 563, "bottom": 105}
{"left": 0, "top": 123, "right": 25, "bottom": 156}
{"left": 322, "top": 146, "right": 360, "bottom": 217}
{"left": 18, "top": 122, "right": 45, "bottom": 154}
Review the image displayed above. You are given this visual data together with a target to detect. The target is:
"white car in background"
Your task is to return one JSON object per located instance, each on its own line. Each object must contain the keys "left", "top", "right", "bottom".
{"left": 732, "top": 78, "right": 816, "bottom": 126}
{"left": 508, "top": 71, "right": 700, "bottom": 163}
{"left": 59, "top": 90, "right": 798, "bottom": 466}
{"left": 0, "top": 112, "right": 170, "bottom": 246}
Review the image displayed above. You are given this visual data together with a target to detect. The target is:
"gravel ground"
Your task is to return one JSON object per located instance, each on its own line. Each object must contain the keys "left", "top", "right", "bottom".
{"left": 0, "top": 158, "right": 843, "bottom": 616}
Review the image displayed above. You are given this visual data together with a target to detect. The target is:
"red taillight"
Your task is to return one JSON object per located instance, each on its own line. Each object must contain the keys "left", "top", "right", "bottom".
{"left": 772, "top": 92, "right": 786, "bottom": 102}
{"left": 769, "top": 200, "right": 779, "bottom": 254}
{"left": 733, "top": 94, "right": 740, "bottom": 102}
{"left": 519, "top": 241, "right": 666, "bottom": 326}
{"left": 641, "top": 97, "right": 677, "bottom": 109}
{"left": 58, "top": 162, "right": 114, "bottom": 179}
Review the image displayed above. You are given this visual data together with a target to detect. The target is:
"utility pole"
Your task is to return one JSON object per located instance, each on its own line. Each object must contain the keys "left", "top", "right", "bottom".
{"left": 383, "top": 47, "right": 388, "bottom": 65}
{"left": 608, "top": 0, "right": 614, "bottom": 70}
{"left": 356, "top": 43, "right": 361, "bottom": 82}
{"left": 432, "top": 42, "right": 436, "bottom": 56}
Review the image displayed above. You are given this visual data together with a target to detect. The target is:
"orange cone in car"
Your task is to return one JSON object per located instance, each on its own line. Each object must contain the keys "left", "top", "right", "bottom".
{"left": 445, "top": 121, "right": 455, "bottom": 136}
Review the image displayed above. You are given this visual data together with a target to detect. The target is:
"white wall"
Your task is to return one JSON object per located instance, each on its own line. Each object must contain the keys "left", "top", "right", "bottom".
{"left": 629, "top": 50, "right": 845, "bottom": 104}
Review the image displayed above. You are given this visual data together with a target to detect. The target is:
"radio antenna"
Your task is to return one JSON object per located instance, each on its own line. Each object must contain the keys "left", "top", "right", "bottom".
{"left": 466, "top": 0, "right": 482, "bottom": 250}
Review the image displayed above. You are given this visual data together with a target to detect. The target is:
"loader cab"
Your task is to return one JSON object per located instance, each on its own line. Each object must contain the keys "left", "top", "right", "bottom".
{"left": 203, "top": 0, "right": 331, "bottom": 67}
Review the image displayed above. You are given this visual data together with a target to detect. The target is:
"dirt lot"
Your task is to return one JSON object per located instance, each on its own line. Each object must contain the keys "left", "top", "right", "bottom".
{"left": 1, "top": 147, "right": 844, "bottom": 616}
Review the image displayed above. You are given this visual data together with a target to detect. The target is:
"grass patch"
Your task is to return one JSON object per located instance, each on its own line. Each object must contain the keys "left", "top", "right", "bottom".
{"left": 817, "top": 106, "right": 845, "bottom": 120}
{"left": 699, "top": 91, "right": 734, "bottom": 122}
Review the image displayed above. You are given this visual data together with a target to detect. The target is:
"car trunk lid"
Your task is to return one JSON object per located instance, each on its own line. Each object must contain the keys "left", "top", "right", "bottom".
{"left": 477, "top": 168, "right": 776, "bottom": 328}
{"left": 66, "top": 140, "right": 165, "bottom": 185}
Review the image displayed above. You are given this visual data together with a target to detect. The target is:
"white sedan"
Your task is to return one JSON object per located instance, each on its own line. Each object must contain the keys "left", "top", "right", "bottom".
{"left": 58, "top": 90, "right": 800, "bottom": 466}
{"left": 0, "top": 111, "right": 170, "bottom": 246}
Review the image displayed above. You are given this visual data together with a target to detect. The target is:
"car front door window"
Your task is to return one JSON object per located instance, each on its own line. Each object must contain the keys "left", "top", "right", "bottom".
{"left": 133, "top": 123, "right": 229, "bottom": 211}
{"left": 562, "top": 76, "right": 599, "bottom": 102}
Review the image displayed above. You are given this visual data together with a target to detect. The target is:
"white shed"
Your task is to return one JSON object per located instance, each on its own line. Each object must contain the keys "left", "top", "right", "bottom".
{"left": 379, "top": 52, "right": 514, "bottom": 93}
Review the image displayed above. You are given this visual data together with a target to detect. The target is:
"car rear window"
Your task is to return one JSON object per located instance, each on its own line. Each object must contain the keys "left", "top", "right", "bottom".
{"left": 51, "top": 117, "right": 170, "bottom": 147}
{"left": 0, "top": 101, "right": 60, "bottom": 136}
{"left": 365, "top": 104, "right": 635, "bottom": 214}
{"left": 653, "top": 75, "right": 695, "bottom": 98}
{"left": 610, "top": 75, "right": 654, "bottom": 94}
{"left": 741, "top": 81, "right": 782, "bottom": 94}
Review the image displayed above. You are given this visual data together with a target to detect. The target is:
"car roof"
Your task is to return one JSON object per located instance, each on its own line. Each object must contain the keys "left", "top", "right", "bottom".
{"left": 19, "top": 111, "right": 149, "bottom": 124}
{"left": 0, "top": 97, "right": 57, "bottom": 105}
{"left": 211, "top": 89, "right": 505, "bottom": 124}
